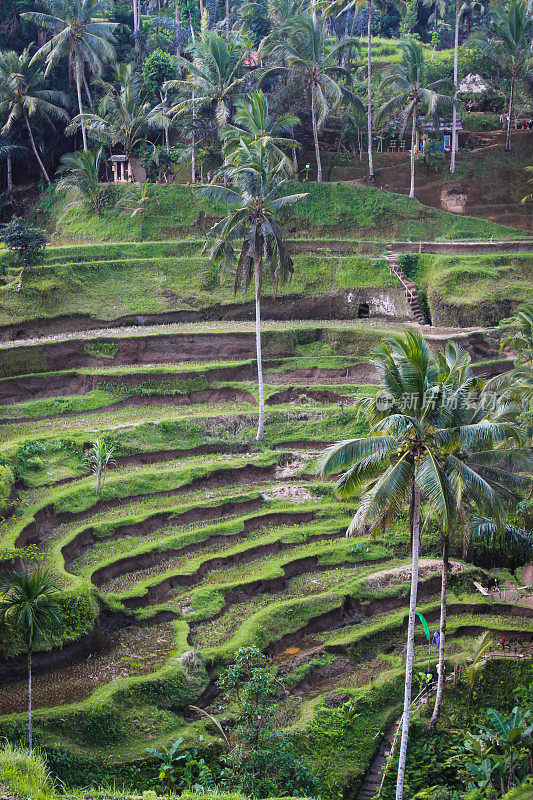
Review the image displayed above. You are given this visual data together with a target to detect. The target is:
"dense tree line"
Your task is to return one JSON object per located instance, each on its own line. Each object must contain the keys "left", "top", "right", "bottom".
{"left": 0, "top": 0, "right": 530, "bottom": 195}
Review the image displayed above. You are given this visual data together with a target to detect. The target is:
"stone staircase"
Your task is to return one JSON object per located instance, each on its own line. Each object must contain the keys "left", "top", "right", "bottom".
{"left": 385, "top": 254, "right": 428, "bottom": 326}
{"left": 357, "top": 719, "right": 400, "bottom": 800}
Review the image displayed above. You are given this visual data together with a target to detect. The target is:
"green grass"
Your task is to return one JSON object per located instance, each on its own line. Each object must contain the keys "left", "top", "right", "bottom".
{"left": 38, "top": 181, "right": 523, "bottom": 247}
{"left": 0, "top": 742, "right": 56, "bottom": 800}
{"left": 416, "top": 253, "right": 533, "bottom": 326}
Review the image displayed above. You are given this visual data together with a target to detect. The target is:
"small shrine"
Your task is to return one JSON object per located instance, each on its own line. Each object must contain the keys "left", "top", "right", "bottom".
{"left": 108, "top": 154, "right": 134, "bottom": 182}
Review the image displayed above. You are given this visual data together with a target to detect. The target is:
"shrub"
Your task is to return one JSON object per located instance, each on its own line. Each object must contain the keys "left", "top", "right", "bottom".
{"left": 0, "top": 463, "right": 14, "bottom": 501}
{"left": 462, "top": 113, "right": 501, "bottom": 132}
{"left": 0, "top": 742, "right": 56, "bottom": 800}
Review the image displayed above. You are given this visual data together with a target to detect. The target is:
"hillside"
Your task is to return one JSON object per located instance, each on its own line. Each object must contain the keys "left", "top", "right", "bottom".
{"left": 39, "top": 181, "right": 526, "bottom": 244}
{"left": 0, "top": 180, "right": 531, "bottom": 800}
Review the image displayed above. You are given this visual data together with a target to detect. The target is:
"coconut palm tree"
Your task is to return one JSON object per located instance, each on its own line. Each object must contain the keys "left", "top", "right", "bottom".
{"left": 67, "top": 63, "right": 169, "bottom": 159}
{"left": 377, "top": 39, "right": 452, "bottom": 199}
{"left": 471, "top": 0, "right": 533, "bottom": 152}
{"left": 0, "top": 48, "right": 69, "bottom": 185}
{"left": 56, "top": 146, "right": 107, "bottom": 215}
{"left": 260, "top": 15, "right": 360, "bottom": 182}
{"left": 199, "top": 140, "right": 307, "bottom": 440}
{"left": 327, "top": 0, "right": 402, "bottom": 181}
{"left": 23, "top": 0, "right": 117, "bottom": 151}
{"left": 427, "top": 343, "right": 529, "bottom": 729}
{"left": 165, "top": 31, "right": 248, "bottom": 133}
{"left": 221, "top": 90, "right": 300, "bottom": 173}
{"left": 484, "top": 304, "right": 533, "bottom": 410}
{"left": 0, "top": 568, "right": 61, "bottom": 751}
{"left": 318, "top": 329, "right": 526, "bottom": 800}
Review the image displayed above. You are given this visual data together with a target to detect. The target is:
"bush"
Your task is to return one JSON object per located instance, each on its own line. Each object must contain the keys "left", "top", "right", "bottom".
{"left": 0, "top": 463, "right": 14, "bottom": 501}
{"left": 462, "top": 113, "right": 501, "bottom": 132}
{"left": 399, "top": 253, "right": 419, "bottom": 280}
{"left": 0, "top": 742, "right": 56, "bottom": 800}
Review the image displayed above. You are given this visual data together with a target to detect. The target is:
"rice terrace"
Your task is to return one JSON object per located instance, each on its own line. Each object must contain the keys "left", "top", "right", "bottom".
{"left": 0, "top": 2, "right": 532, "bottom": 800}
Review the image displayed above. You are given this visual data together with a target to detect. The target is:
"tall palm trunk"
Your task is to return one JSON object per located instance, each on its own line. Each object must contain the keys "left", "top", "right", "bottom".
{"left": 175, "top": 0, "right": 181, "bottom": 56}
{"left": 409, "top": 105, "right": 417, "bottom": 199}
{"left": 28, "top": 650, "right": 32, "bottom": 752}
{"left": 506, "top": 76, "right": 515, "bottom": 151}
{"left": 73, "top": 49, "right": 88, "bottom": 150}
{"left": 450, "top": 0, "right": 460, "bottom": 174}
{"left": 366, "top": 0, "right": 374, "bottom": 180}
{"left": 429, "top": 532, "right": 448, "bottom": 730}
{"left": 254, "top": 255, "right": 265, "bottom": 441}
{"left": 6, "top": 155, "right": 12, "bottom": 195}
{"left": 311, "top": 82, "right": 322, "bottom": 182}
{"left": 225, "top": 0, "right": 229, "bottom": 33}
{"left": 191, "top": 88, "right": 196, "bottom": 182}
{"left": 23, "top": 111, "right": 50, "bottom": 184}
{"left": 395, "top": 481, "right": 421, "bottom": 800}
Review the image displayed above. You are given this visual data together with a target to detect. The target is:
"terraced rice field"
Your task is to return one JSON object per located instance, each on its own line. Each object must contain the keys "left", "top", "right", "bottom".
{"left": 0, "top": 313, "right": 531, "bottom": 795}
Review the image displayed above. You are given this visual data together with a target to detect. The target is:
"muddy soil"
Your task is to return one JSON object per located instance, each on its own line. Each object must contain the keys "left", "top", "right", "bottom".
{"left": 0, "top": 623, "right": 175, "bottom": 714}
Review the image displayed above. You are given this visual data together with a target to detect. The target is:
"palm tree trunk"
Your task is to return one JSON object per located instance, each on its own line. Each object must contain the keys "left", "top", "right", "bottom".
{"left": 6, "top": 155, "right": 12, "bottom": 195}
{"left": 175, "top": 0, "right": 181, "bottom": 56}
{"left": 395, "top": 481, "right": 421, "bottom": 800}
{"left": 73, "top": 50, "right": 88, "bottom": 151}
{"left": 311, "top": 83, "right": 322, "bottom": 183}
{"left": 450, "top": 0, "right": 459, "bottom": 174}
{"left": 83, "top": 72, "right": 93, "bottom": 108}
{"left": 254, "top": 255, "right": 265, "bottom": 441}
{"left": 225, "top": 0, "right": 229, "bottom": 33}
{"left": 191, "top": 88, "right": 196, "bottom": 182}
{"left": 429, "top": 532, "right": 448, "bottom": 730}
{"left": 311, "top": 0, "right": 316, "bottom": 24}
{"left": 366, "top": 1, "right": 374, "bottom": 180}
{"left": 23, "top": 112, "right": 50, "bottom": 185}
{"left": 409, "top": 106, "right": 416, "bottom": 199}
{"left": 292, "top": 144, "right": 298, "bottom": 175}
{"left": 28, "top": 650, "right": 32, "bottom": 752}
{"left": 506, "top": 76, "right": 514, "bottom": 152}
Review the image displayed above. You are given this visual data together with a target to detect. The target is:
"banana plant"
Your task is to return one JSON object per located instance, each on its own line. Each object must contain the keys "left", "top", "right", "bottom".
{"left": 146, "top": 738, "right": 188, "bottom": 791}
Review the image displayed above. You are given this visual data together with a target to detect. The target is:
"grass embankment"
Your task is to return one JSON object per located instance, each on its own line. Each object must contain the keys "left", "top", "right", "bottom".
{"left": 38, "top": 181, "right": 523, "bottom": 244}
{"left": 416, "top": 252, "right": 533, "bottom": 326}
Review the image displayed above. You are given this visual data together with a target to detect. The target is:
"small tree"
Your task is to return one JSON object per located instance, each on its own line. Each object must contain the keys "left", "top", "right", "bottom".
{"left": 217, "top": 645, "right": 317, "bottom": 797}
{"left": 85, "top": 438, "right": 116, "bottom": 494}
{"left": 0, "top": 218, "right": 47, "bottom": 291}
{"left": 0, "top": 567, "right": 61, "bottom": 751}
{"left": 56, "top": 147, "right": 107, "bottom": 216}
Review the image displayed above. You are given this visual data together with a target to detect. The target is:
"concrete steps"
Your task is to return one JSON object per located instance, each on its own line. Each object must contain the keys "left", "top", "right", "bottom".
{"left": 385, "top": 254, "right": 429, "bottom": 325}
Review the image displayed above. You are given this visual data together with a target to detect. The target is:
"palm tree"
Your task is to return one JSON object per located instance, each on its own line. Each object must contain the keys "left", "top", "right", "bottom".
{"left": 0, "top": 568, "right": 61, "bottom": 751}
{"left": 85, "top": 437, "right": 116, "bottom": 493}
{"left": 328, "top": 0, "right": 401, "bottom": 181}
{"left": 23, "top": 0, "right": 117, "bottom": 151}
{"left": 221, "top": 89, "right": 300, "bottom": 173}
{"left": 0, "top": 47, "right": 69, "bottom": 185}
{"left": 471, "top": 0, "right": 533, "bottom": 152}
{"left": 485, "top": 304, "right": 533, "bottom": 410}
{"left": 422, "top": 0, "right": 446, "bottom": 58}
{"left": 56, "top": 146, "right": 107, "bottom": 215}
{"left": 377, "top": 39, "right": 452, "bottom": 199}
{"left": 67, "top": 63, "right": 169, "bottom": 160}
{"left": 261, "top": 15, "right": 359, "bottom": 182}
{"left": 165, "top": 31, "right": 248, "bottom": 133}
{"left": 318, "top": 329, "right": 526, "bottom": 800}
{"left": 199, "top": 140, "right": 306, "bottom": 440}
{"left": 450, "top": 0, "right": 460, "bottom": 173}
{"left": 427, "top": 344, "right": 529, "bottom": 729}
